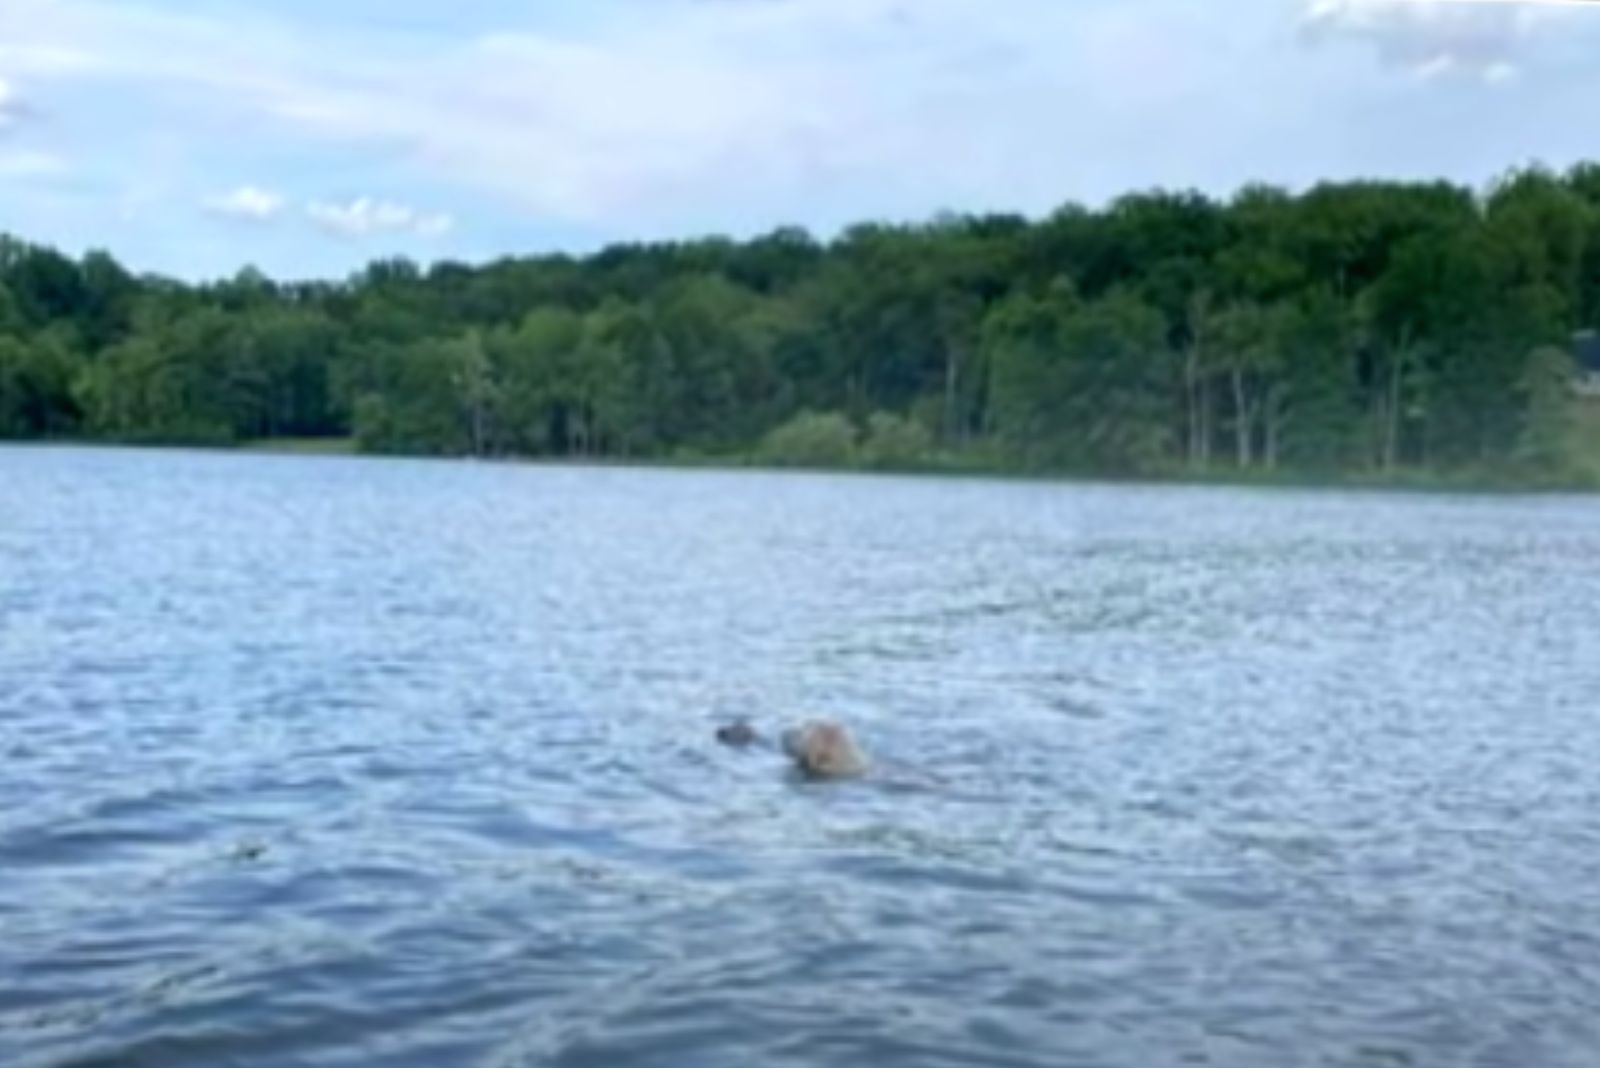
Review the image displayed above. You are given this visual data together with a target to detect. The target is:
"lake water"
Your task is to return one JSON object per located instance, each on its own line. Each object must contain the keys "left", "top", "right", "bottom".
{"left": 3, "top": 445, "right": 1599, "bottom": 1068}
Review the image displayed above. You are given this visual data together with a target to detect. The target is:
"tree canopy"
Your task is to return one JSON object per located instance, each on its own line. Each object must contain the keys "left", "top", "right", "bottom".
{"left": 3, "top": 163, "right": 1598, "bottom": 484}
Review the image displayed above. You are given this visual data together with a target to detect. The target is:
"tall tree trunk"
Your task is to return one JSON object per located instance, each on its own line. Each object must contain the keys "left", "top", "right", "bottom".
{"left": 1264, "top": 384, "right": 1287, "bottom": 470}
{"left": 943, "top": 345, "right": 960, "bottom": 445}
{"left": 1184, "top": 292, "right": 1210, "bottom": 469}
{"left": 1184, "top": 344, "right": 1201, "bottom": 467}
{"left": 470, "top": 396, "right": 485, "bottom": 458}
{"left": 1383, "top": 327, "right": 1411, "bottom": 472}
{"left": 1231, "top": 363, "right": 1253, "bottom": 469}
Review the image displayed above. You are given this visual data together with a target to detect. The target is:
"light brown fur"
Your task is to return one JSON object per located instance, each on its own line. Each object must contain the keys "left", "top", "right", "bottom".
{"left": 781, "top": 720, "right": 868, "bottom": 780}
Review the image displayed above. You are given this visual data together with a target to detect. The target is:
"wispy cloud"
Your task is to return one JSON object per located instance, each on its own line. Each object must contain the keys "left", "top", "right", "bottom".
{"left": 1301, "top": 0, "right": 1593, "bottom": 82}
{"left": 3, "top": 0, "right": 1600, "bottom": 280}
{"left": 0, "top": 76, "right": 21, "bottom": 127}
{"left": 0, "top": 149, "right": 67, "bottom": 178}
{"left": 0, "top": 0, "right": 1284, "bottom": 232}
{"left": 306, "top": 197, "right": 453, "bottom": 238}
{"left": 204, "top": 186, "right": 451, "bottom": 238}
{"left": 204, "top": 184, "right": 285, "bottom": 221}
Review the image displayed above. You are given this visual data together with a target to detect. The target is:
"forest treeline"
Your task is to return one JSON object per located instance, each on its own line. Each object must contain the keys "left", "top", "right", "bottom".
{"left": 3, "top": 163, "right": 1600, "bottom": 484}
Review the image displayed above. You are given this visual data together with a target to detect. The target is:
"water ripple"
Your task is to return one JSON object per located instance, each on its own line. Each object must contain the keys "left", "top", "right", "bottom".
{"left": 3, "top": 448, "right": 1600, "bottom": 1067}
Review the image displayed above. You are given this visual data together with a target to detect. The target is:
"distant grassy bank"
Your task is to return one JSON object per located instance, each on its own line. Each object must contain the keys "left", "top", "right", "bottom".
{"left": 203, "top": 433, "right": 1600, "bottom": 494}
{"left": 239, "top": 437, "right": 358, "bottom": 456}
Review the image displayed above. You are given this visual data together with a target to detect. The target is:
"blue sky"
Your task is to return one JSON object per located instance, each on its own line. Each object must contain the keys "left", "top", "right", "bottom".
{"left": 0, "top": 0, "right": 1597, "bottom": 281}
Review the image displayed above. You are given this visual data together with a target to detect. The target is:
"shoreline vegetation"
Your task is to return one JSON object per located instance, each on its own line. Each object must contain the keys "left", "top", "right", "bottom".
{"left": 3, "top": 162, "right": 1600, "bottom": 491}
{"left": 23, "top": 432, "right": 1595, "bottom": 496}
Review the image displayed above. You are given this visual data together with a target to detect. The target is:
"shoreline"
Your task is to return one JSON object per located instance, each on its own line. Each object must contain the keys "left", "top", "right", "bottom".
{"left": 9, "top": 436, "right": 1597, "bottom": 496}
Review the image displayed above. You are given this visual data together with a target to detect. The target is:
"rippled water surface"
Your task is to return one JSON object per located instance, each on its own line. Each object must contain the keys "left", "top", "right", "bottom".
{"left": 4, "top": 445, "right": 1600, "bottom": 1068}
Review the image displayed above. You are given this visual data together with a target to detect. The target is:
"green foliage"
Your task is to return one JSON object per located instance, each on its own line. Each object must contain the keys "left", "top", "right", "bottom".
{"left": 0, "top": 332, "right": 82, "bottom": 437}
{"left": 984, "top": 279, "right": 1080, "bottom": 466}
{"left": 1276, "top": 290, "right": 1363, "bottom": 471}
{"left": 861, "top": 410, "right": 934, "bottom": 469}
{"left": 759, "top": 410, "right": 858, "bottom": 468}
{"left": 350, "top": 339, "right": 472, "bottom": 456}
{"left": 987, "top": 284, "right": 1171, "bottom": 473}
{"left": 2, "top": 161, "right": 1599, "bottom": 485}
{"left": 1515, "top": 345, "right": 1588, "bottom": 484}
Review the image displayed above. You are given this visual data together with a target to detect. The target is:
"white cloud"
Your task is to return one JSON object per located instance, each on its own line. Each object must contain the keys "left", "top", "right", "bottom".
{"left": 203, "top": 186, "right": 452, "bottom": 238}
{"left": 204, "top": 184, "right": 285, "bottom": 220}
{"left": 0, "top": 0, "right": 1291, "bottom": 232}
{"left": 1483, "top": 59, "right": 1521, "bottom": 83}
{"left": 1301, "top": 0, "right": 1585, "bottom": 82}
{"left": 306, "top": 196, "right": 453, "bottom": 238}
{"left": 245, "top": 0, "right": 1286, "bottom": 229}
{"left": 0, "top": 75, "right": 19, "bottom": 126}
{"left": 0, "top": 148, "right": 68, "bottom": 177}
{"left": 2, "top": 0, "right": 1600, "bottom": 275}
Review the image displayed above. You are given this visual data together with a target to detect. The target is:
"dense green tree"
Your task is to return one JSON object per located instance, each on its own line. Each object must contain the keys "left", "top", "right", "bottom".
{"left": 1516, "top": 345, "right": 1587, "bottom": 483}
{"left": 1275, "top": 290, "right": 1362, "bottom": 471}
{"left": 987, "top": 283, "right": 1173, "bottom": 473}
{"left": 492, "top": 307, "right": 585, "bottom": 456}
{"left": 0, "top": 161, "right": 1597, "bottom": 484}
{"left": 759, "top": 410, "right": 857, "bottom": 468}
{"left": 0, "top": 333, "right": 81, "bottom": 437}
{"left": 1057, "top": 289, "right": 1175, "bottom": 474}
{"left": 351, "top": 339, "right": 472, "bottom": 456}
{"left": 985, "top": 279, "right": 1082, "bottom": 468}
{"left": 861, "top": 411, "right": 934, "bottom": 470}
